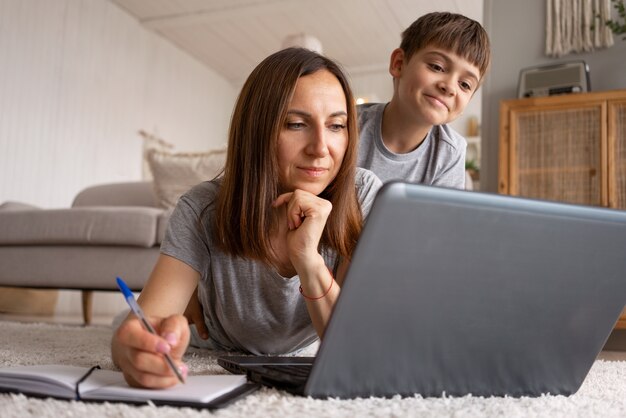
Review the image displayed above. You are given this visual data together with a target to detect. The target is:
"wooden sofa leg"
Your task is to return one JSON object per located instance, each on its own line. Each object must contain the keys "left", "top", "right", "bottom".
{"left": 82, "top": 290, "right": 93, "bottom": 325}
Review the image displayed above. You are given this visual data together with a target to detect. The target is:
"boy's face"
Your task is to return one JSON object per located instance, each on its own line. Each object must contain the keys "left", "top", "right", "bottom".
{"left": 390, "top": 46, "right": 480, "bottom": 127}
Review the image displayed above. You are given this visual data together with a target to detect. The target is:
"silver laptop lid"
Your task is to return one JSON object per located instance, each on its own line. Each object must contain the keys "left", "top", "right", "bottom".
{"left": 305, "top": 182, "right": 626, "bottom": 398}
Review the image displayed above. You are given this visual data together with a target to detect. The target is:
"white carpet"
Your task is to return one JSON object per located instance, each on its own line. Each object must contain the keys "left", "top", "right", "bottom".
{"left": 2, "top": 320, "right": 626, "bottom": 417}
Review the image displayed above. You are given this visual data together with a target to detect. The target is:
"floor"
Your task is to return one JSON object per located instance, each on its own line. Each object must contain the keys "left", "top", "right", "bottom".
{"left": 1, "top": 312, "right": 626, "bottom": 361}
{"left": 602, "top": 330, "right": 626, "bottom": 359}
{"left": 0, "top": 312, "right": 115, "bottom": 326}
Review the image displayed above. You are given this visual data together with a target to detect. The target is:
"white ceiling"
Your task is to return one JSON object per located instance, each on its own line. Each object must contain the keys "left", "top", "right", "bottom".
{"left": 112, "top": 0, "right": 484, "bottom": 84}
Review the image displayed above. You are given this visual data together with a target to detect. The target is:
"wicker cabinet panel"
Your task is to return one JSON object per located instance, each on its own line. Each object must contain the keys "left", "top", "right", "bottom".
{"left": 609, "top": 100, "right": 626, "bottom": 209}
{"left": 512, "top": 106, "right": 603, "bottom": 205}
{"left": 499, "top": 90, "right": 626, "bottom": 209}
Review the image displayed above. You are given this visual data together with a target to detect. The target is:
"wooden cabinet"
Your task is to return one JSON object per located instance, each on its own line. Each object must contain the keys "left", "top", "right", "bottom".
{"left": 499, "top": 89, "right": 626, "bottom": 328}
{"left": 609, "top": 97, "right": 626, "bottom": 209}
{"left": 499, "top": 90, "right": 626, "bottom": 205}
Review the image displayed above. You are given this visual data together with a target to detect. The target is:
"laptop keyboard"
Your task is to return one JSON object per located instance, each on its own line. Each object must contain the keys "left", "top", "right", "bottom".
{"left": 245, "top": 364, "right": 313, "bottom": 394}
{"left": 259, "top": 364, "right": 312, "bottom": 378}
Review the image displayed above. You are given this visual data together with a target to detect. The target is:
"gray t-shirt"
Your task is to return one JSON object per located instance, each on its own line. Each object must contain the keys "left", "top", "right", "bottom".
{"left": 357, "top": 102, "right": 466, "bottom": 189}
{"left": 160, "top": 168, "right": 382, "bottom": 355}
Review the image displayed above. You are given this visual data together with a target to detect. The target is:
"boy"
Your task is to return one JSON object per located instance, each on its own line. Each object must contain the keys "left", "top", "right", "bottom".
{"left": 357, "top": 12, "right": 491, "bottom": 189}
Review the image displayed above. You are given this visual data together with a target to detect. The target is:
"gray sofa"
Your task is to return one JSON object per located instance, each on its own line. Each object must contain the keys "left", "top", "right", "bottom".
{"left": 0, "top": 182, "right": 168, "bottom": 324}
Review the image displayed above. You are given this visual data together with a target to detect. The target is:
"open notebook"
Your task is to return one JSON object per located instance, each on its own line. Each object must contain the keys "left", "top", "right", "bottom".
{"left": 0, "top": 364, "right": 258, "bottom": 409}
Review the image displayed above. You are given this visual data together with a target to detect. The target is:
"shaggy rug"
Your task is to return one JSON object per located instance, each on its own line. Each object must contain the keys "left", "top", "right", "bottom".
{"left": 1, "top": 320, "right": 626, "bottom": 417}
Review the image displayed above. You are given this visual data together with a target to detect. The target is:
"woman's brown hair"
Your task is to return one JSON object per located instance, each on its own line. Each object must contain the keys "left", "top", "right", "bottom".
{"left": 212, "top": 47, "right": 362, "bottom": 265}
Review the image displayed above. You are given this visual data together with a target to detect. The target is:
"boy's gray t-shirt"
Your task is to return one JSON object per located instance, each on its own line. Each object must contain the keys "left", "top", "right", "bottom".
{"left": 357, "top": 102, "right": 467, "bottom": 189}
{"left": 160, "top": 168, "right": 382, "bottom": 355}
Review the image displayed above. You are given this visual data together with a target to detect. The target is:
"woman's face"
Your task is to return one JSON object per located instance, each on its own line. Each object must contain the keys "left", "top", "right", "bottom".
{"left": 277, "top": 69, "right": 349, "bottom": 195}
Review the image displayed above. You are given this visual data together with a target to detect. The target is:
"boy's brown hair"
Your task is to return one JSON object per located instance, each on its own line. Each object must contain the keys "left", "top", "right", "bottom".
{"left": 400, "top": 12, "right": 491, "bottom": 78}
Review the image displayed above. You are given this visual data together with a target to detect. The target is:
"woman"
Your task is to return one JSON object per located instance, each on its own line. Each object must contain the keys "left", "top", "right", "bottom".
{"left": 111, "top": 48, "right": 382, "bottom": 388}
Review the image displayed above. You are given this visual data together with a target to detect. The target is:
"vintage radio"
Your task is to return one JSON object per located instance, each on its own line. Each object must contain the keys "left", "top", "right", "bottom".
{"left": 517, "top": 61, "right": 590, "bottom": 98}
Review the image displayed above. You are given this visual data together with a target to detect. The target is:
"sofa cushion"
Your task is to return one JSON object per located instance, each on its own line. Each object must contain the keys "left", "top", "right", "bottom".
{"left": 146, "top": 148, "right": 226, "bottom": 209}
{"left": 0, "top": 207, "right": 165, "bottom": 247}
{"left": 0, "top": 201, "right": 41, "bottom": 211}
{"left": 0, "top": 246, "right": 158, "bottom": 289}
{"left": 72, "top": 182, "right": 158, "bottom": 208}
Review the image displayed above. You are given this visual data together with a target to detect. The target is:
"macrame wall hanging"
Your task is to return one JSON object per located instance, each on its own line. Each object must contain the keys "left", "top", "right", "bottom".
{"left": 546, "top": 0, "right": 614, "bottom": 57}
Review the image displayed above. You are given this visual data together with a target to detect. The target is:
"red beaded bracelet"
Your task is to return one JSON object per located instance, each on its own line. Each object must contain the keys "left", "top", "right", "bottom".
{"left": 299, "top": 271, "right": 334, "bottom": 300}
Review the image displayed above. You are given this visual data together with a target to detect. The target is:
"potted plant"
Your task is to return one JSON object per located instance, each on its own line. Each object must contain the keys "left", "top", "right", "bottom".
{"left": 465, "top": 159, "right": 480, "bottom": 181}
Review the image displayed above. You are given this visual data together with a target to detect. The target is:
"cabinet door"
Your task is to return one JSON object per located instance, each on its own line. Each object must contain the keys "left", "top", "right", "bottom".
{"left": 508, "top": 101, "right": 607, "bottom": 206}
{"left": 609, "top": 100, "right": 626, "bottom": 209}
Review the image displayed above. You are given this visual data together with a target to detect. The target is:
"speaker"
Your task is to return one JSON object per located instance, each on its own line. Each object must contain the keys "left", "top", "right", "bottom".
{"left": 517, "top": 61, "right": 590, "bottom": 98}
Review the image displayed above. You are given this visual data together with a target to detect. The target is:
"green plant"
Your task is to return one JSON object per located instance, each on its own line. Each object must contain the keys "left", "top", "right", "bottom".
{"left": 465, "top": 160, "right": 479, "bottom": 172}
{"left": 602, "top": 0, "right": 626, "bottom": 40}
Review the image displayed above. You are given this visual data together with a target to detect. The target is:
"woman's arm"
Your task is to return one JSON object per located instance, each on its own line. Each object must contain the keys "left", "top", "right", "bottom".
{"left": 298, "top": 256, "right": 351, "bottom": 337}
{"left": 135, "top": 254, "right": 200, "bottom": 315}
{"left": 111, "top": 254, "right": 200, "bottom": 388}
{"left": 273, "top": 189, "right": 347, "bottom": 337}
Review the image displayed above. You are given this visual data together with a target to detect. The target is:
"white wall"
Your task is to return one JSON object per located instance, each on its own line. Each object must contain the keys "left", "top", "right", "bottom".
{"left": 0, "top": 0, "right": 236, "bottom": 209}
{"left": 0, "top": 0, "right": 237, "bottom": 318}
{"left": 481, "top": 0, "right": 626, "bottom": 192}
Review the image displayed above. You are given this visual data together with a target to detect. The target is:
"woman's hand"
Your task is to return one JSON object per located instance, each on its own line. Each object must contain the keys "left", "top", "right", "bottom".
{"left": 273, "top": 189, "right": 332, "bottom": 272}
{"left": 112, "top": 313, "right": 190, "bottom": 388}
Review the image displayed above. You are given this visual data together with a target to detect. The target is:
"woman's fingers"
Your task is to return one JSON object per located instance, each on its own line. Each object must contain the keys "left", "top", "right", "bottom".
{"left": 124, "top": 349, "right": 187, "bottom": 388}
{"left": 273, "top": 192, "right": 293, "bottom": 208}
{"left": 115, "top": 315, "right": 189, "bottom": 388}
{"left": 273, "top": 190, "right": 333, "bottom": 273}
{"left": 274, "top": 190, "right": 332, "bottom": 230}
{"left": 116, "top": 317, "right": 168, "bottom": 354}
{"left": 123, "top": 367, "right": 184, "bottom": 389}
{"left": 274, "top": 192, "right": 300, "bottom": 229}
{"left": 158, "top": 314, "right": 191, "bottom": 359}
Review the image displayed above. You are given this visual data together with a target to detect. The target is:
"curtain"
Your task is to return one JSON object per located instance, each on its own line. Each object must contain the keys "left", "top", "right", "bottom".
{"left": 546, "top": 0, "right": 614, "bottom": 56}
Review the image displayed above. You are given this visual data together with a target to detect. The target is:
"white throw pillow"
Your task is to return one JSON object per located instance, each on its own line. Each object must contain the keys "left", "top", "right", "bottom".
{"left": 146, "top": 149, "right": 226, "bottom": 209}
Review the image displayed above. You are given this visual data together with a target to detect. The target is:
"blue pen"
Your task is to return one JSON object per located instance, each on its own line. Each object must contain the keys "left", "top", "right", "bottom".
{"left": 116, "top": 277, "right": 185, "bottom": 384}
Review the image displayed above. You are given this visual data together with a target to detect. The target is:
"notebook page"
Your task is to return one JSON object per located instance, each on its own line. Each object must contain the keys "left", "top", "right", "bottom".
{"left": 84, "top": 374, "right": 248, "bottom": 403}
{"left": 0, "top": 365, "right": 90, "bottom": 398}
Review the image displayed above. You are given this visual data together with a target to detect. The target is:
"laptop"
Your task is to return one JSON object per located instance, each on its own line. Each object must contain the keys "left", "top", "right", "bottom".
{"left": 218, "top": 182, "right": 626, "bottom": 398}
